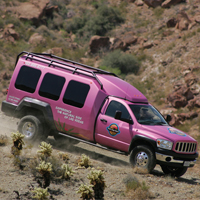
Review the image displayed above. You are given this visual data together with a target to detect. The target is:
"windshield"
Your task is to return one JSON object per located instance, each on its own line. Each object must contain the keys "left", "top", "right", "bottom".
{"left": 129, "top": 104, "right": 168, "bottom": 125}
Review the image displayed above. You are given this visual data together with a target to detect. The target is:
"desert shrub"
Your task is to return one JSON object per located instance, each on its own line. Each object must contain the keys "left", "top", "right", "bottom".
{"left": 58, "top": 152, "right": 69, "bottom": 162}
{"left": 0, "top": 134, "right": 9, "bottom": 146}
{"left": 77, "top": 184, "right": 93, "bottom": 199}
{"left": 78, "top": 5, "right": 124, "bottom": 38}
{"left": 32, "top": 187, "right": 49, "bottom": 200}
{"left": 61, "top": 164, "right": 75, "bottom": 180}
{"left": 123, "top": 175, "right": 153, "bottom": 199}
{"left": 87, "top": 169, "right": 106, "bottom": 200}
{"left": 36, "top": 161, "right": 52, "bottom": 188}
{"left": 78, "top": 154, "right": 91, "bottom": 168}
{"left": 100, "top": 50, "right": 140, "bottom": 74}
{"left": 153, "top": 7, "right": 164, "bottom": 18}
{"left": 64, "top": 16, "right": 88, "bottom": 34}
{"left": 65, "top": 5, "right": 124, "bottom": 39}
{"left": 11, "top": 131, "right": 25, "bottom": 156}
{"left": 123, "top": 175, "right": 140, "bottom": 191}
{"left": 37, "top": 142, "right": 53, "bottom": 158}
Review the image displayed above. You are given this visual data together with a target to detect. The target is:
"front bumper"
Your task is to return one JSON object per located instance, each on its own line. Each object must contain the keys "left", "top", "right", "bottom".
{"left": 156, "top": 152, "right": 197, "bottom": 167}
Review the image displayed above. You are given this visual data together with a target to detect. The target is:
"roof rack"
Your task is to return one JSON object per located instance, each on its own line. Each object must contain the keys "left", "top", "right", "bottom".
{"left": 16, "top": 51, "right": 117, "bottom": 89}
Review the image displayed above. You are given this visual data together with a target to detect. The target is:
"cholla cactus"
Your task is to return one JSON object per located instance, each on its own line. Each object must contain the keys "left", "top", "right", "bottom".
{"left": 87, "top": 169, "right": 106, "bottom": 200}
{"left": 61, "top": 164, "right": 75, "bottom": 180}
{"left": 58, "top": 152, "right": 69, "bottom": 162}
{"left": 32, "top": 187, "right": 49, "bottom": 200}
{"left": 76, "top": 184, "right": 93, "bottom": 199}
{"left": 37, "top": 142, "right": 52, "bottom": 158}
{"left": 78, "top": 154, "right": 91, "bottom": 168}
{"left": 11, "top": 131, "right": 25, "bottom": 155}
{"left": 36, "top": 161, "right": 52, "bottom": 188}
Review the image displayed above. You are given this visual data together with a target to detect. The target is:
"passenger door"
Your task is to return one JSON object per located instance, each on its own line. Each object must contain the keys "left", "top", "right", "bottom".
{"left": 95, "top": 100, "right": 133, "bottom": 152}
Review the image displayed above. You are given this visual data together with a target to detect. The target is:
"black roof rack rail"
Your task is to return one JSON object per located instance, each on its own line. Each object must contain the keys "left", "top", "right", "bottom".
{"left": 16, "top": 51, "right": 117, "bottom": 90}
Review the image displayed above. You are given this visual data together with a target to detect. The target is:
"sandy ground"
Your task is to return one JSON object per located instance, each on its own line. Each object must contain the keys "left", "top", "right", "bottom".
{"left": 0, "top": 111, "right": 200, "bottom": 200}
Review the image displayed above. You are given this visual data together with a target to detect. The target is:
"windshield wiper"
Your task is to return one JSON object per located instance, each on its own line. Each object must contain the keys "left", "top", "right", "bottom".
{"left": 153, "top": 121, "right": 167, "bottom": 125}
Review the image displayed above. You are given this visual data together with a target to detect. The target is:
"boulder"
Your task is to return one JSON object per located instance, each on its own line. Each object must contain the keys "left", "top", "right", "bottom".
{"left": 166, "top": 18, "right": 177, "bottom": 28}
{"left": 167, "top": 85, "right": 194, "bottom": 108}
{"left": 14, "top": 0, "right": 49, "bottom": 26}
{"left": 175, "top": 11, "right": 191, "bottom": 31}
{"left": 89, "top": 35, "right": 110, "bottom": 54}
{"left": 177, "top": 112, "right": 198, "bottom": 121}
{"left": 187, "top": 97, "right": 200, "bottom": 110}
{"left": 45, "top": 47, "right": 63, "bottom": 56}
{"left": 162, "top": 0, "right": 183, "bottom": 8}
{"left": 184, "top": 72, "right": 198, "bottom": 86}
{"left": 29, "top": 33, "right": 46, "bottom": 46}
{"left": 122, "top": 32, "right": 138, "bottom": 46}
{"left": 3, "top": 24, "right": 19, "bottom": 41}
{"left": 143, "top": 0, "right": 163, "bottom": 8}
{"left": 110, "top": 38, "right": 126, "bottom": 51}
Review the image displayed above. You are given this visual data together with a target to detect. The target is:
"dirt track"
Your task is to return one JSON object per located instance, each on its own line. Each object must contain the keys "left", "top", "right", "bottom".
{"left": 1, "top": 111, "right": 200, "bottom": 199}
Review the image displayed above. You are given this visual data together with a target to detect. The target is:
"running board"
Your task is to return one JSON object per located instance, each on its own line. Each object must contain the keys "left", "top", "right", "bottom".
{"left": 58, "top": 132, "right": 128, "bottom": 155}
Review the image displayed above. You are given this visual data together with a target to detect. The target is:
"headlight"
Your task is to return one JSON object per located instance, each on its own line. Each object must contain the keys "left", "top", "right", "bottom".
{"left": 157, "top": 139, "right": 173, "bottom": 150}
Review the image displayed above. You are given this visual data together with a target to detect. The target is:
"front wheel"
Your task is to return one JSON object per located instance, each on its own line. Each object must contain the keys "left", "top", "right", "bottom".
{"left": 18, "top": 115, "right": 46, "bottom": 142}
{"left": 161, "top": 165, "right": 188, "bottom": 177}
{"left": 130, "top": 145, "right": 156, "bottom": 173}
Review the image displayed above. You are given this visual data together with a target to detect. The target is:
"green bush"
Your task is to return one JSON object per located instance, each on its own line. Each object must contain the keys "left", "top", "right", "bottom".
{"left": 65, "top": 5, "right": 124, "bottom": 39}
{"left": 100, "top": 50, "right": 140, "bottom": 74}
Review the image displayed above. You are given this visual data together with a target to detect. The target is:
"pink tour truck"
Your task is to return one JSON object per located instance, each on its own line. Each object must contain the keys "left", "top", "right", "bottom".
{"left": 1, "top": 51, "right": 198, "bottom": 177}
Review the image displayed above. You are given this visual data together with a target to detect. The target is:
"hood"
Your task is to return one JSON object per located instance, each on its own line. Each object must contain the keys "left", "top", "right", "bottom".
{"left": 138, "top": 125, "right": 196, "bottom": 142}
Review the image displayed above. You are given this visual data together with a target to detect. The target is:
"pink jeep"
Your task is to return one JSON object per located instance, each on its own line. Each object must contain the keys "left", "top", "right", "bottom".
{"left": 1, "top": 51, "right": 198, "bottom": 177}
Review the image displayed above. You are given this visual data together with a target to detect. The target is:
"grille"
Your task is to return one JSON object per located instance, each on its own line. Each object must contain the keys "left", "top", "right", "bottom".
{"left": 175, "top": 142, "right": 196, "bottom": 153}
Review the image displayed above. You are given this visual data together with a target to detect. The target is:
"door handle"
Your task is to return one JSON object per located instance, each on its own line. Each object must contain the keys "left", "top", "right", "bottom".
{"left": 100, "top": 118, "right": 107, "bottom": 123}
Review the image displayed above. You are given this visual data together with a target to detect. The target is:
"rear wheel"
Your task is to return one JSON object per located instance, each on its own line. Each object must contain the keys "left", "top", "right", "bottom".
{"left": 161, "top": 165, "right": 188, "bottom": 177}
{"left": 18, "top": 115, "right": 47, "bottom": 142}
{"left": 130, "top": 145, "right": 156, "bottom": 173}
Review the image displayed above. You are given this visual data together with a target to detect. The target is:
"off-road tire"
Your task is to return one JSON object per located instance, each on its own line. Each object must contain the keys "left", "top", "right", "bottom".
{"left": 130, "top": 145, "right": 156, "bottom": 173}
{"left": 18, "top": 115, "right": 46, "bottom": 142}
{"left": 161, "top": 165, "right": 188, "bottom": 177}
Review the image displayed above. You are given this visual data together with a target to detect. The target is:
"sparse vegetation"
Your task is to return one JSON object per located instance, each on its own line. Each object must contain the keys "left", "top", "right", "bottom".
{"left": 78, "top": 154, "right": 92, "bottom": 168}
{"left": 123, "top": 175, "right": 153, "bottom": 199}
{"left": 0, "top": 0, "right": 200, "bottom": 199}
{"left": 61, "top": 163, "right": 75, "bottom": 180}
{"left": 36, "top": 161, "right": 52, "bottom": 188}
{"left": 32, "top": 187, "right": 49, "bottom": 200}
{"left": 11, "top": 131, "right": 25, "bottom": 156}
{"left": 0, "top": 134, "right": 9, "bottom": 146}
{"left": 37, "top": 142, "right": 53, "bottom": 158}
{"left": 87, "top": 169, "right": 106, "bottom": 200}
{"left": 77, "top": 184, "right": 94, "bottom": 199}
{"left": 100, "top": 50, "right": 140, "bottom": 75}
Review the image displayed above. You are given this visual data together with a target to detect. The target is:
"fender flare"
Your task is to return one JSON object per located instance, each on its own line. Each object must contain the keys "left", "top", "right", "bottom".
{"left": 128, "top": 135, "right": 157, "bottom": 153}
{"left": 16, "top": 97, "right": 56, "bottom": 131}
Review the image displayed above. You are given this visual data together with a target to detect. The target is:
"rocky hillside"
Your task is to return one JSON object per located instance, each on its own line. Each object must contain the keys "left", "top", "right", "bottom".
{"left": 0, "top": 0, "right": 200, "bottom": 137}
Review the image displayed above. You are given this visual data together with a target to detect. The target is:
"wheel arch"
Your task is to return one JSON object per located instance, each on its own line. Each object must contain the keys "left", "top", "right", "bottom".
{"left": 128, "top": 135, "right": 157, "bottom": 154}
{"left": 16, "top": 97, "right": 57, "bottom": 132}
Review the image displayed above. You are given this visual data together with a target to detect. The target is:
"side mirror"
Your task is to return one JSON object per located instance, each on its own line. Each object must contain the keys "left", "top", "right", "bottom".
{"left": 115, "top": 110, "right": 122, "bottom": 120}
{"left": 166, "top": 114, "right": 172, "bottom": 123}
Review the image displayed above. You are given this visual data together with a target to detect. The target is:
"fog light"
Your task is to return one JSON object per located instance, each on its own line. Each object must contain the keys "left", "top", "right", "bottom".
{"left": 166, "top": 157, "right": 171, "bottom": 162}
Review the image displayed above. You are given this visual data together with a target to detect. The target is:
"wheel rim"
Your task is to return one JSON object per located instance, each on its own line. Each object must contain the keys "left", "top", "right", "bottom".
{"left": 22, "top": 122, "right": 35, "bottom": 139}
{"left": 136, "top": 151, "right": 148, "bottom": 167}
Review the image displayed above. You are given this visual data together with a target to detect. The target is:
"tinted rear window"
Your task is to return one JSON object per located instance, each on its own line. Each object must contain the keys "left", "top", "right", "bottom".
{"left": 63, "top": 80, "right": 90, "bottom": 108}
{"left": 15, "top": 65, "right": 41, "bottom": 93}
{"left": 39, "top": 73, "right": 65, "bottom": 101}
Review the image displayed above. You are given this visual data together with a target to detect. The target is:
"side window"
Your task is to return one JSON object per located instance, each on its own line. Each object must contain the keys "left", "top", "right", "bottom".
{"left": 105, "top": 100, "right": 131, "bottom": 121}
{"left": 15, "top": 65, "right": 41, "bottom": 93}
{"left": 39, "top": 73, "right": 65, "bottom": 101}
{"left": 63, "top": 80, "right": 90, "bottom": 108}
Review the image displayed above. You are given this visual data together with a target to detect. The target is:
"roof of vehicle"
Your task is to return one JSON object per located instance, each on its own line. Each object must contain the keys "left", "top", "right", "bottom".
{"left": 16, "top": 51, "right": 148, "bottom": 103}
{"left": 97, "top": 74, "right": 148, "bottom": 103}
